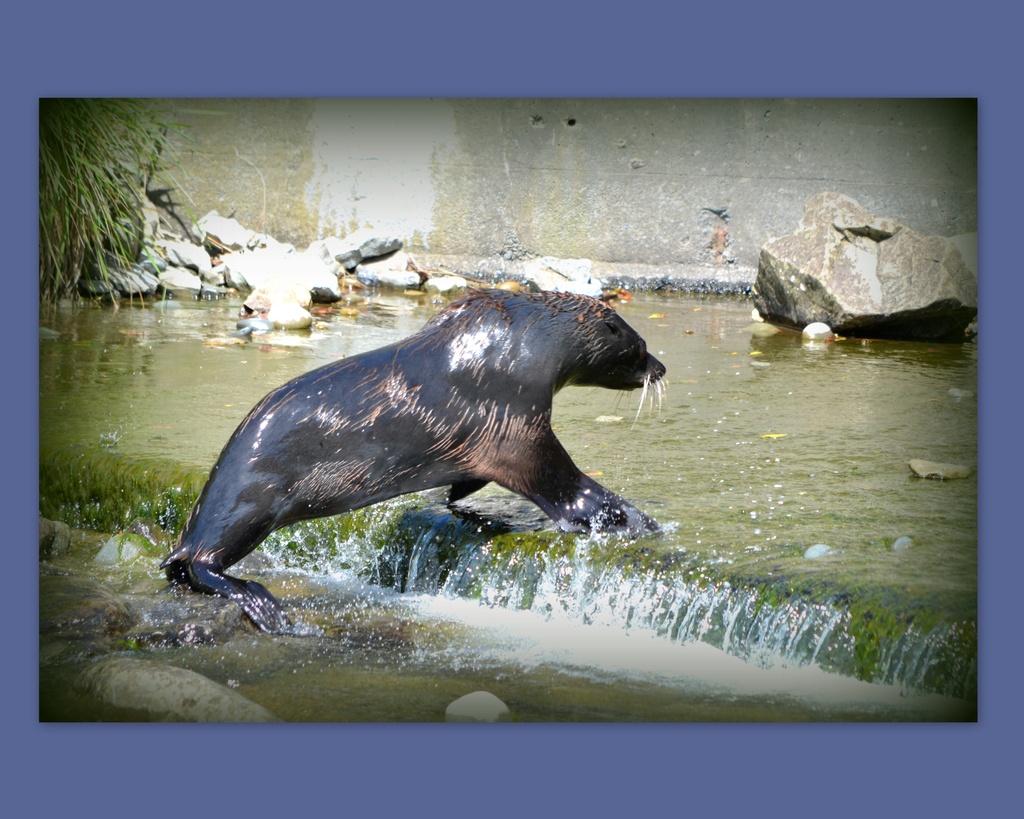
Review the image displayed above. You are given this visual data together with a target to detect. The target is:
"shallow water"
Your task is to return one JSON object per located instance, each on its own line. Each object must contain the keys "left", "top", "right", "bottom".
{"left": 38, "top": 290, "right": 978, "bottom": 719}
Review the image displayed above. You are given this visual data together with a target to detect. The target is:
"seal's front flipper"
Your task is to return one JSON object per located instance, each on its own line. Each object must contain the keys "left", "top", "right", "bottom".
{"left": 182, "top": 562, "right": 292, "bottom": 634}
{"left": 528, "top": 473, "right": 660, "bottom": 537}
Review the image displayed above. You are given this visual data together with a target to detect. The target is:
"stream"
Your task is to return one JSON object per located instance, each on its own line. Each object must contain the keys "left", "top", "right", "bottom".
{"left": 38, "top": 288, "right": 978, "bottom": 721}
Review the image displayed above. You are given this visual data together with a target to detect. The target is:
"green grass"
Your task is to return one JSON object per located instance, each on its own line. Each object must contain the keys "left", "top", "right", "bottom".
{"left": 39, "top": 99, "right": 186, "bottom": 303}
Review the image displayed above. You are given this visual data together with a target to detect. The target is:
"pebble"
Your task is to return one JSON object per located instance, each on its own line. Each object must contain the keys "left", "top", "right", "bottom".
{"left": 803, "top": 543, "right": 834, "bottom": 559}
{"left": 891, "top": 536, "right": 913, "bottom": 552}
{"left": 802, "top": 322, "right": 834, "bottom": 341}
{"left": 908, "top": 459, "right": 972, "bottom": 480}
{"left": 445, "top": 690, "right": 512, "bottom": 722}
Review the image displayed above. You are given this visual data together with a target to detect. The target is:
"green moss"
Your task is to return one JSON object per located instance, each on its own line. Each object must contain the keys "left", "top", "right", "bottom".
{"left": 39, "top": 447, "right": 205, "bottom": 534}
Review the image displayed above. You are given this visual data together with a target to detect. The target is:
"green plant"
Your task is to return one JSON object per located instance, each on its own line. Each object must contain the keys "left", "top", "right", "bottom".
{"left": 38, "top": 98, "right": 185, "bottom": 304}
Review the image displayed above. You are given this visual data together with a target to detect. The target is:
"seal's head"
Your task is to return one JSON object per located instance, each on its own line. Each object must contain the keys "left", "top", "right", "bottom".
{"left": 426, "top": 288, "right": 665, "bottom": 396}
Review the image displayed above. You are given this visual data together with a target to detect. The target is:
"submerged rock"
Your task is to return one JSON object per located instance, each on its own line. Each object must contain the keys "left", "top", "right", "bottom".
{"left": 445, "top": 690, "right": 512, "bottom": 722}
{"left": 908, "top": 459, "right": 973, "bottom": 480}
{"left": 75, "top": 657, "right": 280, "bottom": 721}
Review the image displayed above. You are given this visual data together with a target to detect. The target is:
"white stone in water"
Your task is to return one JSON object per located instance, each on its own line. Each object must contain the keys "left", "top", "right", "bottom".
{"left": 802, "top": 322, "right": 834, "bottom": 341}
{"left": 424, "top": 275, "right": 468, "bottom": 295}
{"left": 445, "top": 691, "right": 512, "bottom": 722}
{"left": 803, "top": 543, "right": 833, "bottom": 559}
{"left": 269, "top": 302, "right": 313, "bottom": 330}
{"left": 891, "top": 536, "right": 913, "bottom": 551}
{"left": 94, "top": 534, "right": 142, "bottom": 565}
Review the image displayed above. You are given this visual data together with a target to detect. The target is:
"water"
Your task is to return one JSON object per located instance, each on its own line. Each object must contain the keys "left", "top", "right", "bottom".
{"left": 38, "top": 289, "right": 978, "bottom": 718}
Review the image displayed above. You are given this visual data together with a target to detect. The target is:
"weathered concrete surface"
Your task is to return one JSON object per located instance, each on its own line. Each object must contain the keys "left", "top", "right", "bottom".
{"left": 156, "top": 99, "right": 977, "bottom": 289}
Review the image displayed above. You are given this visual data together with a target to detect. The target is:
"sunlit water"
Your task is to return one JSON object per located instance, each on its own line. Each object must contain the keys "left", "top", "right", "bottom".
{"left": 38, "top": 290, "right": 977, "bottom": 719}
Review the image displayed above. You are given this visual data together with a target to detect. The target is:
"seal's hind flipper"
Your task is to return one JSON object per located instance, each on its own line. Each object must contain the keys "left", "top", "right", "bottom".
{"left": 182, "top": 562, "right": 292, "bottom": 634}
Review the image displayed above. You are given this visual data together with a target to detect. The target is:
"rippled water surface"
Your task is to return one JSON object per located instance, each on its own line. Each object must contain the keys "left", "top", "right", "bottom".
{"left": 38, "top": 290, "right": 978, "bottom": 719}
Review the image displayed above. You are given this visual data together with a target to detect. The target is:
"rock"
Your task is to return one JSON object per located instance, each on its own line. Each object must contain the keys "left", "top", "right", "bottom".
{"left": 803, "top": 544, "right": 834, "bottom": 559}
{"left": 39, "top": 575, "right": 136, "bottom": 642}
{"left": 94, "top": 532, "right": 158, "bottom": 566}
{"left": 235, "top": 317, "right": 275, "bottom": 336}
{"left": 162, "top": 240, "right": 213, "bottom": 281}
{"left": 424, "top": 274, "right": 468, "bottom": 296}
{"left": 355, "top": 251, "right": 421, "bottom": 289}
{"left": 753, "top": 192, "right": 977, "bottom": 341}
{"left": 306, "top": 237, "right": 348, "bottom": 278}
{"left": 197, "top": 210, "right": 254, "bottom": 251}
{"left": 79, "top": 252, "right": 161, "bottom": 299}
{"left": 39, "top": 516, "right": 73, "bottom": 557}
{"left": 75, "top": 657, "right": 280, "bottom": 722}
{"left": 333, "top": 228, "right": 404, "bottom": 269}
{"left": 908, "top": 459, "right": 972, "bottom": 480}
{"left": 891, "top": 536, "right": 913, "bottom": 552}
{"left": 802, "top": 321, "right": 834, "bottom": 341}
{"left": 445, "top": 690, "right": 512, "bottom": 722}
{"left": 523, "top": 256, "right": 603, "bottom": 298}
{"left": 158, "top": 264, "right": 203, "bottom": 295}
{"left": 223, "top": 248, "right": 342, "bottom": 303}
{"left": 268, "top": 301, "right": 313, "bottom": 330}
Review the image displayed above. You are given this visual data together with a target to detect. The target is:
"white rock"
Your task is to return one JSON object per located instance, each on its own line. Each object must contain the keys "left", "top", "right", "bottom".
{"left": 891, "top": 536, "right": 913, "bottom": 551}
{"left": 158, "top": 265, "right": 203, "bottom": 294}
{"left": 162, "top": 240, "right": 213, "bottom": 281}
{"left": 445, "top": 691, "right": 512, "bottom": 722}
{"left": 424, "top": 275, "right": 468, "bottom": 296}
{"left": 356, "top": 252, "right": 420, "bottom": 289}
{"left": 803, "top": 543, "right": 834, "bottom": 559}
{"left": 802, "top": 322, "right": 834, "bottom": 341}
{"left": 198, "top": 210, "right": 254, "bottom": 251}
{"left": 524, "top": 256, "right": 603, "bottom": 298}
{"left": 268, "top": 302, "right": 313, "bottom": 330}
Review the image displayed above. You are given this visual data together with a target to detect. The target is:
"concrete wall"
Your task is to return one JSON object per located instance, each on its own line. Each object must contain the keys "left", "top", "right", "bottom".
{"left": 159, "top": 98, "right": 977, "bottom": 287}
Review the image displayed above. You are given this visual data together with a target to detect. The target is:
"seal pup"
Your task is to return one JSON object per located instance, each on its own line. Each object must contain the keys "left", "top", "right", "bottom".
{"left": 162, "top": 288, "right": 666, "bottom": 632}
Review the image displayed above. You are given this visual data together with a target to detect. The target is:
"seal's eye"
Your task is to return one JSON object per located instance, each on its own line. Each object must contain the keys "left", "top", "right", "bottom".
{"left": 604, "top": 320, "right": 622, "bottom": 337}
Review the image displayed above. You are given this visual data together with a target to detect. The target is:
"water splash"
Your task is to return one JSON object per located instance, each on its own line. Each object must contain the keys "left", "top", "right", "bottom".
{"left": 353, "top": 509, "right": 975, "bottom": 701}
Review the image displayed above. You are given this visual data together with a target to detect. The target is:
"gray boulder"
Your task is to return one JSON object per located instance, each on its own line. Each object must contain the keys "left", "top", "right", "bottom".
{"left": 753, "top": 193, "right": 977, "bottom": 341}
{"left": 75, "top": 657, "right": 280, "bottom": 721}
{"left": 333, "top": 228, "right": 404, "bottom": 270}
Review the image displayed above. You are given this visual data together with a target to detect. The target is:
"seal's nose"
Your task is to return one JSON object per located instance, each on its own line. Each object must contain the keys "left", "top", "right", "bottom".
{"left": 646, "top": 354, "right": 666, "bottom": 381}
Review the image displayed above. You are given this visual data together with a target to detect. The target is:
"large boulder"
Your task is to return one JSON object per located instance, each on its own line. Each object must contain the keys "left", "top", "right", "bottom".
{"left": 753, "top": 193, "right": 977, "bottom": 341}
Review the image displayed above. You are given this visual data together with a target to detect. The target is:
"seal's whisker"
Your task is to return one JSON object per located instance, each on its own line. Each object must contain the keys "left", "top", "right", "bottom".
{"left": 631, "top": 376, "right": 667, "bottom": 428}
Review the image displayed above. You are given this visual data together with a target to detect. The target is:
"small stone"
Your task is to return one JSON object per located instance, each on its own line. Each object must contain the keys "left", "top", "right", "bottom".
{"left": 424, "top": 275, "right": 468, "bottom": 296}
{"left": 803, "top": 543, "right": 833, "bottom": 559}
{"left": 908, "top": 459, "right": 972, "bottom": 480}
{"left": 802, "top": 322, "right": 834, "bottom": 341}
{"left": 891, "top": 536, "right": 913, "bottom": 551}
{"left": 445, "top": 691, "right": 512, "bottom": 722}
